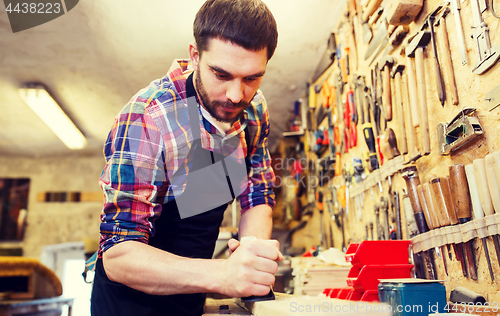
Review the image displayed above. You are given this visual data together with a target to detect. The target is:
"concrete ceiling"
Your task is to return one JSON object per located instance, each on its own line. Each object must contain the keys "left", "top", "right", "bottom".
{"left": 0, "top": 0, "right": 345, "bottom": 157}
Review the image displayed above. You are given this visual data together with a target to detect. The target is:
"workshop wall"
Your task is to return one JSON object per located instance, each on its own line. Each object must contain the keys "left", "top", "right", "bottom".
{"left": 0, "top": 155, "right": 103, "bottom": 258}
{"left": 278, "top": 0, "right": 500, "bottom": 304}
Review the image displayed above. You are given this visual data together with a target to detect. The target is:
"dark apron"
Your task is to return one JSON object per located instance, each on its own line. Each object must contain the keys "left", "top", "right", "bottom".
{"left": 91, "top": 73, "right": 250, "bottom": 316}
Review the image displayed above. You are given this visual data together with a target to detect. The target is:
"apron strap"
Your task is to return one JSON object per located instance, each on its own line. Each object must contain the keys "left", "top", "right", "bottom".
{"left": 185, "top": 71, "right": 252, "bottom": 197}
{"left": 185, "top": 73, "right": 202, "bottom": 141}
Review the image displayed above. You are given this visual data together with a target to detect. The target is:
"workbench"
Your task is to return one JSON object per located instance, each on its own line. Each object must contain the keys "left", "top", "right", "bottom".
{"left": 204, "top": 293, "right": 392, "bottom": 316}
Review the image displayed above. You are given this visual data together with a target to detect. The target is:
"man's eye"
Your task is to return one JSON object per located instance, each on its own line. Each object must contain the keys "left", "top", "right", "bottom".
{"left": 215, "top": 73, "right": 230, "bottom": 80}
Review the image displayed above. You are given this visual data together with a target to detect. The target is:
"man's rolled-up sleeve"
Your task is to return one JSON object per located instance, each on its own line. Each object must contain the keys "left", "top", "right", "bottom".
{"left": 239, "top": 99, "right": 276, "bottom": 213}
{"left": 98, "top": 102, "right": 167, "bottom": 256}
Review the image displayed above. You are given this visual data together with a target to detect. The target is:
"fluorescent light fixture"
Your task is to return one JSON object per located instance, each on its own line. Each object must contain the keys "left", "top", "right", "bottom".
{"left": 19, "top": 84, "right": 87, "bottom": 150}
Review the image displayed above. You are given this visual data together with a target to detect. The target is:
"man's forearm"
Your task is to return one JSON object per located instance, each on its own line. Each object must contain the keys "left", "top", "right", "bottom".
{"left": 102, "top": 235, "right": 282, "bottom": 299}
{"left": 103, "top": 240, "right": 225, "bottom": 296}
{"left": 238, "top": 204, "right": 273, "bottom": 239}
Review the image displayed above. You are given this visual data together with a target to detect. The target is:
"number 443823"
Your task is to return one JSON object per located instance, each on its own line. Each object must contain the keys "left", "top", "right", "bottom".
{"left": 5, "top": 2, "right": 61, "bottom": 14}
{"left": 445, "top": 302, "right": 499, "bottom": 313}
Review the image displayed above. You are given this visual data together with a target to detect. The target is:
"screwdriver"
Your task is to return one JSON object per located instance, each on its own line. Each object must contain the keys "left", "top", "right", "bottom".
{"left": 485, "top": 152, "right": 500, "bottom": 257}
{"left": 449, "top": 164, "right": 479, "bottom": 280}
{"left": 464, "top": 163, "right": 496, "bottom": 280}
{"left": 402, "top": 166, "right": 438, "bottom": 279}
{"left": 431, "top": 177, "right": 468, "bottom": 278}
{"left": 362, "top": 87, "right": 379, "bottom": 171}
{"left": 417, "top": 183, "right": 448, "bottom": 275}
{"left": 473, "top": 158, "right": 500, "bottom": 267}
{"left": 402, "top": 190, "right": 426, "bottom": 279}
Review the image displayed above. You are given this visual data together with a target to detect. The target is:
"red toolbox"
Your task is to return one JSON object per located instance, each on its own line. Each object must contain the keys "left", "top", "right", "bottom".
{"left": 346, "top": 263, "right": 414, "bottom": 291}
{"left": 345, "top": 240, "right": 411, "bottom": 267}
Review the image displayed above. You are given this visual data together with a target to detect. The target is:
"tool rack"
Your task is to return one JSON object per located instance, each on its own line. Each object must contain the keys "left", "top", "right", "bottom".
{"left": 278, "top": 0, "right": 500, "bottom": 305}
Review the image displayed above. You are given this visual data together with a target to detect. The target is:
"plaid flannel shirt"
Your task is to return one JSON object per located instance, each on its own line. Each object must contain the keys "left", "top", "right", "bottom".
{"left": 97, "top": 59, "right": 275, "bottom": 257}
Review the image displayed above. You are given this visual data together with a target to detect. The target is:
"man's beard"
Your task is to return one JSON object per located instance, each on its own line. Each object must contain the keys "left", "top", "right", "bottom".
{"left": 195, "top": 69, "right": 250, "bottom": 124}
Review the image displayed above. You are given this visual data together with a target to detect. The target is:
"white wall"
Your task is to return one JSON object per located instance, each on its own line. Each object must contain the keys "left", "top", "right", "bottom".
{"left": 0, "top": 154, "right": 104, "bottom": 258}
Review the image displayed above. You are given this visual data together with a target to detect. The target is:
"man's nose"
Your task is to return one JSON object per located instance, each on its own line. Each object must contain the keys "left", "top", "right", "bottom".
{"left": 226, "top": 80, "right": 244, "bottom": 104}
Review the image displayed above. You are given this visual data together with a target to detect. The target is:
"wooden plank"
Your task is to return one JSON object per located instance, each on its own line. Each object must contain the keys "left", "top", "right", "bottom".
{"left": 249, "top": 294, "right": 391, "bottom": 316}
{"left": 80, "top": 192, "right": 102, "bottom": 202}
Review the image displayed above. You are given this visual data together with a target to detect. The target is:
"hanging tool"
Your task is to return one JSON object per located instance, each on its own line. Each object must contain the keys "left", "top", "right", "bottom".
{"left": 369, "top": 24, "right": 409, "bottom": 67}
{"left": 368, "top": 6, "right": 384, "bottom": 27}
{"left": 431, "top": 177, "right": 468, "bottom": 277}
{"left": 354, "top": 75, "right": 366, "bottom": 126}
{"left": 380, "top": 197, "right": 390, "bottom": 240}
{"left": 394, "top": 190, "right": 402, "bottom": 239}
{"left": 374, "top": 66, "right": 385, "bottom": 137}
{"left": 347, "top": 88, "right": 358, "bottom": 148}
{"left": 365, "top": 18, "right": 392, "bottom": 60}
{"left": 422, "top": 178, "right": 451, "bottom": 265}
{"left": 402, "top": 189, "right": 427, "bottom": 279}
{"left": 335, "top": 185, "right": 347, "bottom": 251}
{"left": 374, "top": 203, "right": 382, "bottom": 240}
{"left": 344, "top": 91, "right": 351, "bottom": 152}
{"left": 478, "top": 155, "right": 500, "bottom": 266}
{"left": 422, "top": 6, "right": 446, "bottom": 106}
{"left": 326, "top": 199, "right": 336, "bottom": 247}
{"left": 347, "top": 0, "right": 360, "bottom": 71}
{"left": 316, "top": 190, "right": 327, "bottom": 249}
{"left": 385, "top": 0, "right": 423, "bottom": 25}
{"left": 449, "top": 164, "right": 479, "bottom": 280}
{"left": 362, "top": 85, "right": 380, "bottom": 172}
{"left": 379, "top": 128, "right": 400, "bottom": 162}
{"left": 479, "top": 0, "right": 488, "bottom": 13}
{"left": 434, "top": 7, "right": 459, "bottom": 106}
{"left": 403, "top": 35, "right": 420, "bottom": 128}
{"left": 401, "top": 166, "right": 438, "bottom": 280}
{"left": 362, "top": 0, "right": 384, "bottom": 24}
{"left": 387, "top": 128, "right": 401, "bottom": 159}
{"left": 470, "top": 0, "right": 500, "bottom": 74}
{"left": 446, "top": 0, "right": 468, "bottom": 65}
{"left": 464, "top": 164, "right": 495, "bottom": 281}
{"left": 391, "top": 64, "right": 408, "bottom": 154}
{"left": 345, "top": 47, "right": 351, "bottom": 76}
{"left": 406, "top": 31, "right": 432, "bottom": 155}
{"left": 437, "top": 107, "right": 484, "bottom": 156}
{"left": 401, "top": 68, "right": 422, "bottom": 164}
{"left": 362, "top": 18, "right": 374, "bottom": 44}
{"left": 311, "top": 33, "right": 337, "bottom": 83}
{"left": 417, "top": 183, "right": 449, "bottom": 275}
{"left": 378, "top": 56, "right": 395, "bottom": 121}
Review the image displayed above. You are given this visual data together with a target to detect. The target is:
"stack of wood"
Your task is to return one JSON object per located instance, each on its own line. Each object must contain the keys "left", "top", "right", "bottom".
{"left": 291, "top": 257, "right": 350, "bottom": 296}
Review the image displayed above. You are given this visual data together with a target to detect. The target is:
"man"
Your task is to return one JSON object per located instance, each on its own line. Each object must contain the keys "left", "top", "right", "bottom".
{"left": 90, "top": 0, "right": 282, "bottom": 315}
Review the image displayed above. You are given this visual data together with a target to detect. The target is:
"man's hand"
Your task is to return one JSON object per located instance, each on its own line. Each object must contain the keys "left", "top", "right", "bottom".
{"left": 221, "top": 238, "right": 283, "bottom": 298}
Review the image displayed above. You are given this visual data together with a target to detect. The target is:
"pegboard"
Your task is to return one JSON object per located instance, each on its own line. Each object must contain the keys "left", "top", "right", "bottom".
{"left": 285, "top": 0, "right": 500, "bottom": 303}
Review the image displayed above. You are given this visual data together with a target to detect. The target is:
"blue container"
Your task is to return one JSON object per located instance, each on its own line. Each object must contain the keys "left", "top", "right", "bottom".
{"left": 378, "top": 279, "right": 447, "bottom": 316}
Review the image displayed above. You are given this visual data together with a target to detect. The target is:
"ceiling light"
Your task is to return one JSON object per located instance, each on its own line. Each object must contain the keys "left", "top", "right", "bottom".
{"left": 18, "top": 84, "right": 87, "bottom": 150}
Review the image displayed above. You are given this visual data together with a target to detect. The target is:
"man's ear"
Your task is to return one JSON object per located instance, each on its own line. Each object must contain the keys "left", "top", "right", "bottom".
{"left": 188, "top": 42, "right": 200, "bottom": 71}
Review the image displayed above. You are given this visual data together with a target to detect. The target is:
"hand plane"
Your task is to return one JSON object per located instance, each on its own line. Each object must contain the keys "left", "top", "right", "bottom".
{"left": 437, "top": 107, "right": 483, "bottom": 155}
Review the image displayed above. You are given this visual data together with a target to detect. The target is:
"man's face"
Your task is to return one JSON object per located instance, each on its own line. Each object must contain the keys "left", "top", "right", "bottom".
{"left": 190, "top": 38, "right": 268, "bottom": 124}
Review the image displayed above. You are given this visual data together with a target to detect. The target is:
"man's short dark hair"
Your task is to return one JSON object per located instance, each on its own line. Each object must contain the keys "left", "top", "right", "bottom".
{"left": 194, "top": 0, "right": 278, "bottom": 60}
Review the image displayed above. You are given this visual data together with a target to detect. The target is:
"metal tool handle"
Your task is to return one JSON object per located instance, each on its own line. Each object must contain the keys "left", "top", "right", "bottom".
{"left": 450, "top": 0, "right": 468, "bottom": 65}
